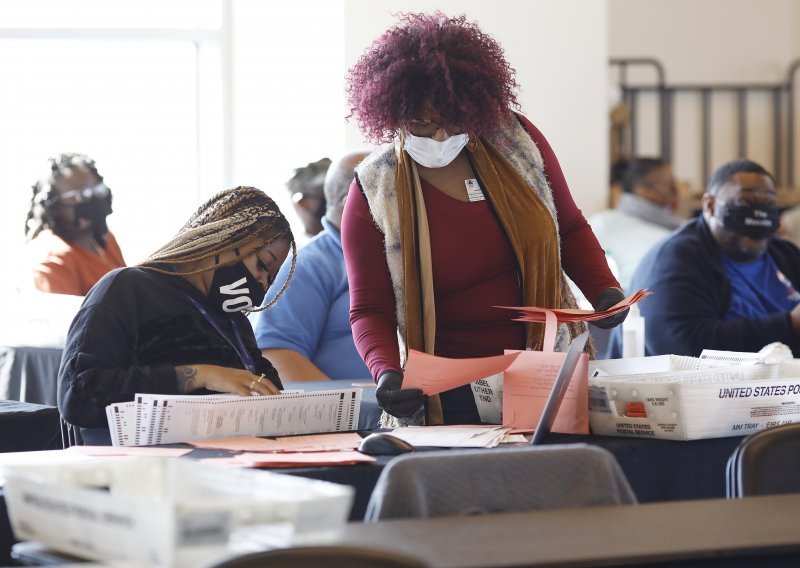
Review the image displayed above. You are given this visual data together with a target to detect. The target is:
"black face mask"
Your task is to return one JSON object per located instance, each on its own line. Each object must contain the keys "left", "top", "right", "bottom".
{"left": 718, "top": 202, "right": 779, "bottom": 240}
{"left": 74, "top": 198, "right": 112, "bottom": 243}
{"left": 208, "top": 260, "right": 266, "bottom": 313}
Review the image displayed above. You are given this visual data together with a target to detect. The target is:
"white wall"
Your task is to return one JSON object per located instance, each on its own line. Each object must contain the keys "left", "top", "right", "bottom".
{"left": 230, "top": 0, "right": 346, "bottom": 243}
{"left": 609, "top": 0, "right": 800, "bottom": 189}
{"left": 344, "top": 0, "right": 610, "bottom": 215}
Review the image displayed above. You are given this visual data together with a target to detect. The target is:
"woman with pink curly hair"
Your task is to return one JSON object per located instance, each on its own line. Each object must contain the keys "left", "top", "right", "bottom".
{"left": 342, "top": 13, "right": 625, "bottom": 426}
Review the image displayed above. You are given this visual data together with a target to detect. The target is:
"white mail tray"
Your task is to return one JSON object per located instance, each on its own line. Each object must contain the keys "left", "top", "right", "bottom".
{"left": 3, "top": 457, "right": 353, "bottom": 567}
{"left": 589, "top": 361, "right": 800, "bottom": 440}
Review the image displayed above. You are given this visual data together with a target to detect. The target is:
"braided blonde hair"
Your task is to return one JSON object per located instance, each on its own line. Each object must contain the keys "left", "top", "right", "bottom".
{"left": 139, "top": 186, "right": 296, "bottom": 313}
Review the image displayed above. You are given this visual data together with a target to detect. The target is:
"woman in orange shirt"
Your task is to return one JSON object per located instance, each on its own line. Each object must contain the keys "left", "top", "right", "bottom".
{"left": 20, "top": 153, "right": 125, "bottom": 296}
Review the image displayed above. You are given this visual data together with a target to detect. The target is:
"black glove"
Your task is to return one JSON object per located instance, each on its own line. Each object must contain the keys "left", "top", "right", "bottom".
{"left": 375, "top": 370, "right": 425, "bottom": 418}
{"left": 591, "top": 287, "right": 629, "bottom": 329}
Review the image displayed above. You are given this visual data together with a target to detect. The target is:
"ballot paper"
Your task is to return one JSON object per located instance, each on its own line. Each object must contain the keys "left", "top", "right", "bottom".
{"left": 65, "top": 446, "right": 193, "bottom": 457}
{"left": 233, "top": 451, "right": 375, "bottom": 467}
{"left": 106, "top": 390, "right": 362, "bottom": 447}
{"left": 389, "top": 425, "right": 516, "bottom": 448}
{"left": 496, "top": 288, "right": 652, "bottom": 324}
{"left": 187, "top": 432, "right": 363, "bottom": 453}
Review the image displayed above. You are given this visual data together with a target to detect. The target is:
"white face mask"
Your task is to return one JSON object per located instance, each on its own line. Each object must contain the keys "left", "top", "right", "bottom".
{"left": 403, "top": 132, "right": 469, "bottom": 168}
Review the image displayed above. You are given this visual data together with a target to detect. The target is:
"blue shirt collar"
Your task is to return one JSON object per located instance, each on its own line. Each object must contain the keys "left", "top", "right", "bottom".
{"left": 320, "top": 217, "right": 342, "bottom": 249}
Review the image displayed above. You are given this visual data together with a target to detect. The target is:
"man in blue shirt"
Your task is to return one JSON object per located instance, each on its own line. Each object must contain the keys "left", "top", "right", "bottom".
{"left": 253, "top": 152, "right": 370, "bottom": 381}
{"left": 608, "top": 159, "right": 800, "bottom": 357}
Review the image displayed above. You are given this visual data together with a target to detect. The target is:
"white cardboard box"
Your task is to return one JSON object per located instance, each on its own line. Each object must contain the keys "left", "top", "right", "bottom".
{"left": 3, "top": 457, "right": 353, "bottom": 567}
{"left": 588, "top": 360, "right": 800, "bottom": 440}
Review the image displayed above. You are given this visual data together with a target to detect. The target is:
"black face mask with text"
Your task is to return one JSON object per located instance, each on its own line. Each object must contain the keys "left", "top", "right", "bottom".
{"left": 718, "top": 202, "right": 779, "bottom": 240}
{"left": 207, "top": 261, "right": 266, "bottom": 313}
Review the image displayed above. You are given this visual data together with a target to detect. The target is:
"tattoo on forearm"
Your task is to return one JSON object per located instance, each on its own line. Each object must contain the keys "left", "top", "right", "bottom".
{"left": 176, "top": 366, "right": 198, "bottom": 394}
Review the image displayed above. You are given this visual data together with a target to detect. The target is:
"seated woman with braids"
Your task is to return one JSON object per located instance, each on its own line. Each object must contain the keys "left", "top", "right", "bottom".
{"left": 58, "top": 187, "right": 296, "bottom": 439}
{"left": 20, "top": 153, "right": 126, "bottom": 296}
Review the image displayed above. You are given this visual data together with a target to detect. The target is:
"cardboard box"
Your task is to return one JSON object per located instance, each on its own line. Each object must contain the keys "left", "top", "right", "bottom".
{"left": 588, "top": 359, "right": 800, "bottom": 440}
{"left": 3, "top": 457, "right": 353, "bottom": 567}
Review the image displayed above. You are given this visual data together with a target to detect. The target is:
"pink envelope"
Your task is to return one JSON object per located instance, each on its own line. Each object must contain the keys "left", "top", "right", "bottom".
{"left": 403, "top": 350, "right": 520, "bottom": 395}
{"left": 502, "top": 349, "right": 589, "bottom": 433}
{"left": 502, "top": 309, "right": 589, "bottom": 433}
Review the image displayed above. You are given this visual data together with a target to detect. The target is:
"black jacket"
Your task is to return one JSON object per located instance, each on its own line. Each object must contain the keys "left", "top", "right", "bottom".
{"left": 608, "top": 216, "right": 800, "bottom": 357}
{"left": 58, "top": 267, "right": 282, "bottom": 428}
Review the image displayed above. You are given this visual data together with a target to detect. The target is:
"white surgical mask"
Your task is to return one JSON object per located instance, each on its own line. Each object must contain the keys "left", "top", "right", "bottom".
{"left": 404, "top": 132, "right": 469, "bottom": 168}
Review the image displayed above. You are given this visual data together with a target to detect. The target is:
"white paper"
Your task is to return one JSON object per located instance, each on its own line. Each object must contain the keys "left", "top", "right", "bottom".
{"left": 590, "top": 354, "right": 697, "bottom": 377}
{"left": 470, "top": 373, "right": 504, "bottom": 424}
{"left": 106, "top": 390, "right": 362, "bottom": 446}
{"left": 389, "top": 425, "right": 512, "bottom": 448}
{"left": 106, "top": 401, "right": 137, "bottom": 447}
{"left": 696, "top": 349, "right": 762, "bottom": 369}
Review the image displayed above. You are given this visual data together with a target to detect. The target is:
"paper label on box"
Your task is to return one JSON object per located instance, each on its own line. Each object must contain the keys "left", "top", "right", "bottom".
{"left": 680, "top": 381, "right": 800, "bottom": 438}
{"left": 609, "top": 421, "right": 658, "bottom": 437}
{"left": 471, "top": 373, "right": 503, "bottom": 424}
{"left": 588, "top": 386, "right": 611, "bottom": 414}
{"left": 176, "top": 511, "right": 231, "bottom": 547}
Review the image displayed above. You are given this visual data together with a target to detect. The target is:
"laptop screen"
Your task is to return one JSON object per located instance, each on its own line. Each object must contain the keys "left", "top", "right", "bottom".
{"left": 530, "top": 330, "right": 589, "bottom": 445}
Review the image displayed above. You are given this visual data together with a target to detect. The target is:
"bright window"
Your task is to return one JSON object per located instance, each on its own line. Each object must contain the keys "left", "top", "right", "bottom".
{"left": 0, "top": 0, "right": 225, "bottom": 277}
{"left": 1, "top": 0, "right": 349, "bottom": 285}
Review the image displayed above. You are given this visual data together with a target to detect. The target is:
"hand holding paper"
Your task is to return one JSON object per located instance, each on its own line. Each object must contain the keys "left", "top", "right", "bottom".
{"left": 376, "top": 370, "right": 425, "bottom": 417}
{"left": 591, "top": 287, "right": 628, "bottom": 329}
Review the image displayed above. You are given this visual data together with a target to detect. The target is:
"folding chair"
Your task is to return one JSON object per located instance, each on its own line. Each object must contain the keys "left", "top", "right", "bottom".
{"left": 365, "top": 444, "right": 637, "bottom": 521}
{"left": 199, "top": 545, "right": 429, "bottom": 568}
{"left": 726, "top": 423, "right": 800, "bottom": 498}
{"left": 59, "top": 416, "right": 83, "bottom": 448}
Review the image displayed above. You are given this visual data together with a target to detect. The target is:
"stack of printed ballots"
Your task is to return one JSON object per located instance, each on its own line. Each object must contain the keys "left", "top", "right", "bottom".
{"left": 106, "top": 389, "right": 361, "bottom": 446}
{"left": 388, "top": 425, "right": 526, "bottom": 448}
{"left": 497, "top": 289, "right": 651, "bottom": 323}
{"left": 588, "top": 348, "right": 800, "bottom": 440}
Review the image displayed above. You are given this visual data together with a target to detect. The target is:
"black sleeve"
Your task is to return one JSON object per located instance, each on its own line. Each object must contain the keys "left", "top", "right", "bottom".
{"left": 255, "top": 353, "right": 283, "bottom": 390}
{"left": 57, "top": 303, "right": 178, "bottom": 428}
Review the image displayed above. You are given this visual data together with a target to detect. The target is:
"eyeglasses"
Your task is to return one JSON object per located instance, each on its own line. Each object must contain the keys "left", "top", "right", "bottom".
{"left": 407, "top": 120, "right": 444, "bottom": 138}
{"left": 407, "top": 119, "right": 464, "bottom": 139}
{"left": 56, "top": 182, "right": 110, "bottom": 204}
{"left": 291, "top": 191, "right": 323, "bottom": 204}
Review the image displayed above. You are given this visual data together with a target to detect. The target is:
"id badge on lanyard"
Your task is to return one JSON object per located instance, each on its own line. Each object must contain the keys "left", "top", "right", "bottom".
{"left": 187, "top": 295, "right": 257, "bottom": 374}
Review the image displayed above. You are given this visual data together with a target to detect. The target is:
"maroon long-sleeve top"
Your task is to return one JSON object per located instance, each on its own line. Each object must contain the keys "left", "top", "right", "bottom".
{"left": 342, "top": 116, "right": 617, "bottom": 390}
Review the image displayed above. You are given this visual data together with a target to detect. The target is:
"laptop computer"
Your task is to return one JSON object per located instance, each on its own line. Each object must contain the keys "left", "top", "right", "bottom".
{"left": 530, "top": 330, "right": 589, "bottom": 446}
